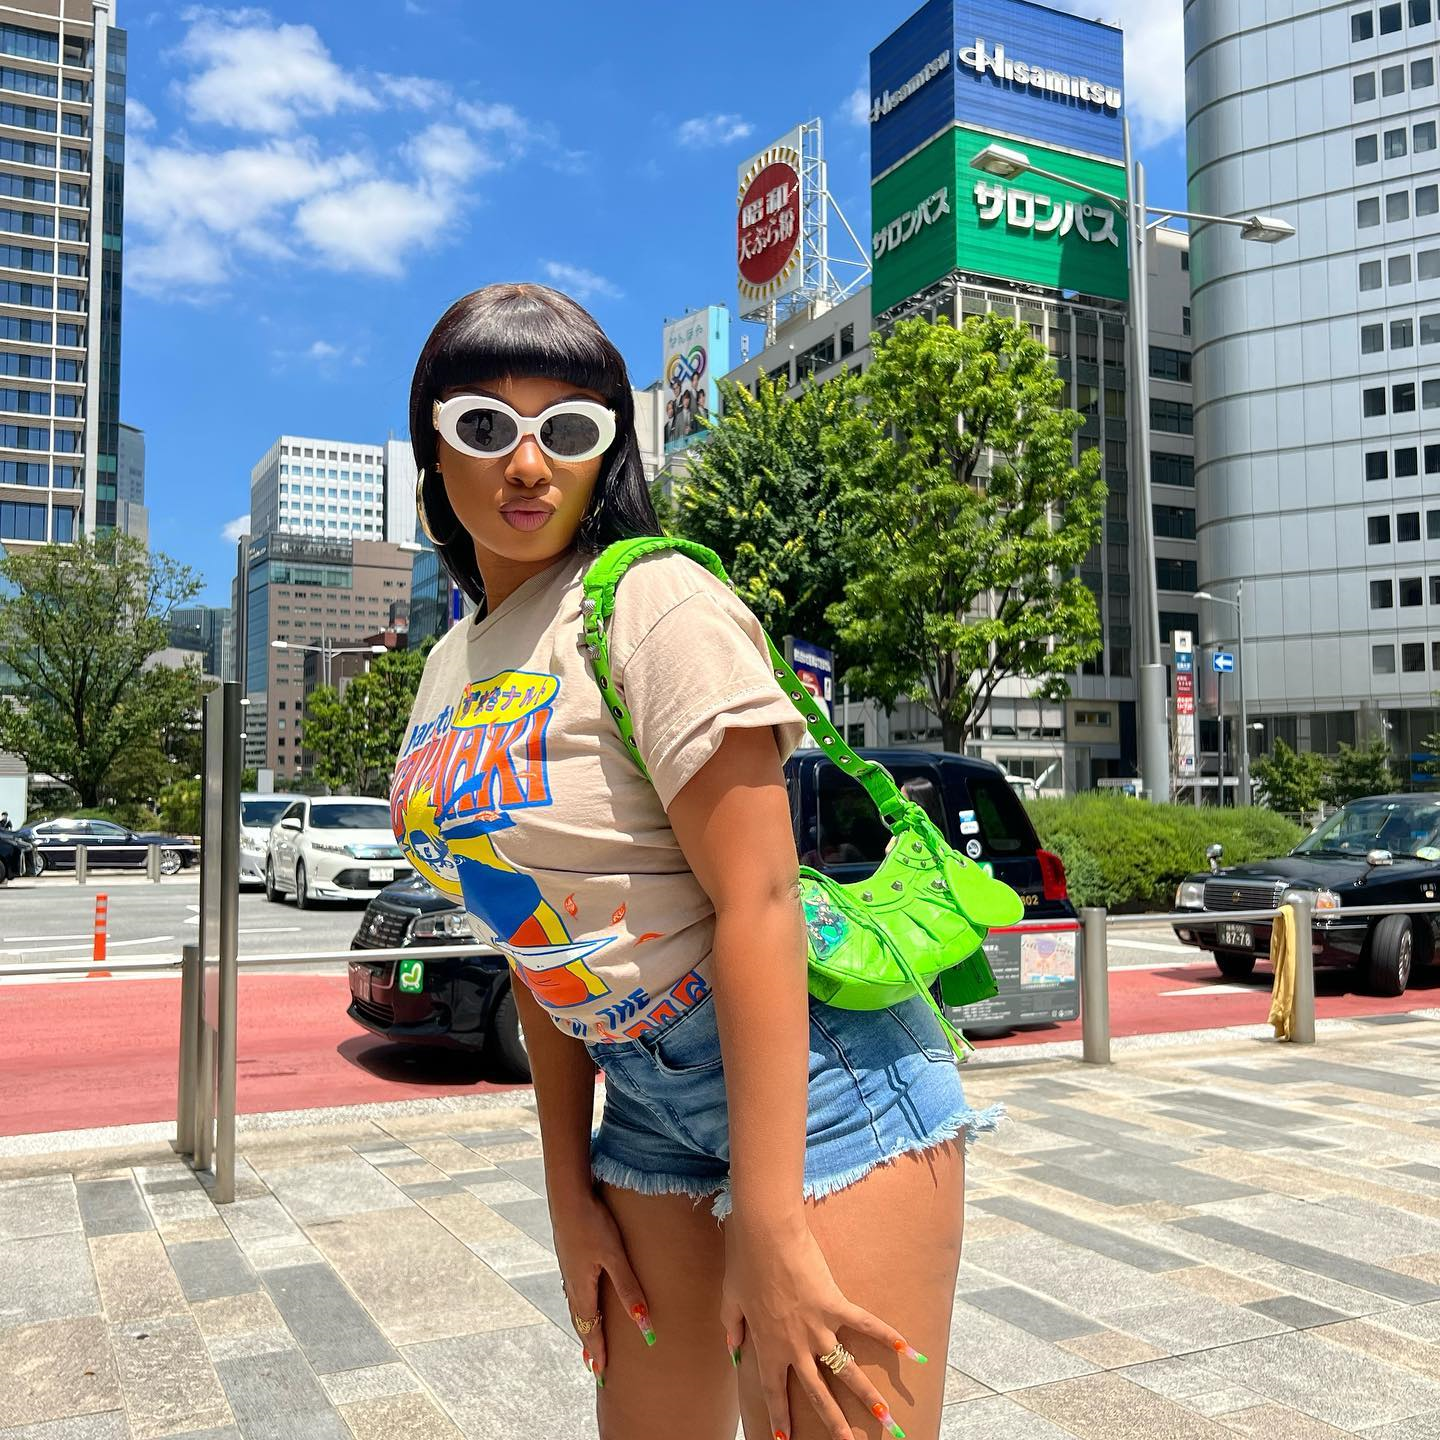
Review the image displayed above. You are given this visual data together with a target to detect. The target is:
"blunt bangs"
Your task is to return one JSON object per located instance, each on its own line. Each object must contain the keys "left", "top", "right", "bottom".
{"left": 408, "top": 283, "right": 660, "bottom": 609}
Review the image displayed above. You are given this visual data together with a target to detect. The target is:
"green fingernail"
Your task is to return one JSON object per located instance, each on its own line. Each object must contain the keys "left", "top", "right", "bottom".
{"left": 730, "top": 1345, "right": 741, "bottom": 1367}
{"left": 914, "top": 1351, "right": 928, "bottom": 1364}
{"left": 595, "top": 1370, "right": 605, "bottom": 1388}
{"left": 643, "top": 1328, "right": 656, "bottom": 1346}
{"left": 890, "top": 1425, "right": 906, "bottom": 1439}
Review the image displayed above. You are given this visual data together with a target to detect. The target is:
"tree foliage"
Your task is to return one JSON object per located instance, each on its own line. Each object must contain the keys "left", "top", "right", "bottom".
{"left": 1251, "top": 737, "right": 1328, "bottom": 819}
{"left": 1321, "top": 737, "right": 1398, "bottom": 808}
{"left": 821, "top": 314, "right": 1105, "bottom": 751}
{"left": 0, "top": 532, "right": 204, "bottom": 807}
{"left": 673, "top": 373, "right": 857, "bottom": 651}
{"left": 303, "top": 647, "right": 428, "bottom": 794}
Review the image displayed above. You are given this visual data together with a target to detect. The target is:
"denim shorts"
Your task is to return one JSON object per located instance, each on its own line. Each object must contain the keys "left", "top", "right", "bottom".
{"left": 586, "top": 990, "right": 1003, "bottom": 1219}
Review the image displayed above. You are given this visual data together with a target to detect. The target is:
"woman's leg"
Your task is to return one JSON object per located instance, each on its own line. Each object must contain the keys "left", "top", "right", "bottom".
{"left": 737, "top": 1141, "right": 965, "bottom": 1440}
{"left": 595, "top": 1181, "right": 738, "bottom": 1440}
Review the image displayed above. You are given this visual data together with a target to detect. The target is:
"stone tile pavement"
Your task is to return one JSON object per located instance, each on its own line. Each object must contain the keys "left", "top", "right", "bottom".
{"left": 4, "top": 1017, "right": 1440, "bottom": 1438}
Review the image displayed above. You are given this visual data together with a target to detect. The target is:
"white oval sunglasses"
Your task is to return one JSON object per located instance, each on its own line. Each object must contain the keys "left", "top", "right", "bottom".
{"left": 432, "top": 395, "right": 617, "bottom": 464}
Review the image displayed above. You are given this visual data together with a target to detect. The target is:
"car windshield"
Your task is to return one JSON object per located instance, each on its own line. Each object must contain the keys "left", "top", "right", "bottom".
{"left": 1294, "top": 798, "right": 1440, "bottom": 859}
{"left": 309, "top": 802, "right": 393, "bottom": 831}
{"left": 241, "top": 798, "right": 289, "bottom": 828}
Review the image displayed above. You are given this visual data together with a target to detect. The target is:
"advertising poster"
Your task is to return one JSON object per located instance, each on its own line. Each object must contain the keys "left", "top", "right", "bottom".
{"left": 1173, "top": 629, "right": 1196, "bottom": 780}
{"left": 737, "top": 128, "right": 804, "bottom": 315}
{"left": 944, "top": 921, "right": 1080, "bottom": 1026}
{"left": 784, "top": 637, "right": 834, "bottom": 722}
{"left": 661, "top": 306, "right": 729, "bottom": 454}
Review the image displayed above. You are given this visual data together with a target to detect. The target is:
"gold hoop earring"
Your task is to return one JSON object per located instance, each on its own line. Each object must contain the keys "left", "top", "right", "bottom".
{"left": 416, "top": 467, "right": 440, "bottom": 545}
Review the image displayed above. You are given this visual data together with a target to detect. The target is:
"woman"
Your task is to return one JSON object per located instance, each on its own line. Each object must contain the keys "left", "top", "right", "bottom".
{"left": 392, "top": 283, "right": 1000, "bottom": 1440}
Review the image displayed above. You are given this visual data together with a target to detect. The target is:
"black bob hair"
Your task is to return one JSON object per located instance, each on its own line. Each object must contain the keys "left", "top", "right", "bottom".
{"left": 408, "top": 283, "right": 661, "bottom": 608}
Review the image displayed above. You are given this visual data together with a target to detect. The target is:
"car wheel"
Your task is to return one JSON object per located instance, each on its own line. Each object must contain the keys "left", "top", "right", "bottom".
{"left": 1215, "top": 950, "right": 1257, "bottom": 981}
{"left": 487, "top": 984, "right": 531, "bottom": 1082}
{"left": 158, "top": 847, "right": 181, "bottom": 877}
{"left": 295, "top": 860, "right": 311, "bottom": 910}
{"left": 1367, "top": 913, "right": 1413, "bottom": 996}
{"left": 264, "top": 856, "right": 283, "bottom": 903}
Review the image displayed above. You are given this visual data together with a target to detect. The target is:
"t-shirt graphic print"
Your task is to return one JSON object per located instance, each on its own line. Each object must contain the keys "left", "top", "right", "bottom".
{"left": 390, "top": 549, "right": 805, "bottom": 1044}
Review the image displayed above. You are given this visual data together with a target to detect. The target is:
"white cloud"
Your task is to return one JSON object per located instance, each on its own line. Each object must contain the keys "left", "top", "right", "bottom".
{"left": 221, "top": 513, "right": 250, "bottom": 542}
{"left": 676, "top": 113, "right": 753, "bottom": 148}
{"left": 377, "top": 73, "right": 439, "bottom": 110}
{"left": 1047, "top": 2, "right": 1184, "bottom": 146}
{"left": 294, "top": 179, "right": 449, "bottom": 276}
{"left": 540, "top": 261, "right": 622, "bottom": 302}
{"left": 127, "top": 97, "right": 157, "bottom": 132}
{"left": 843, "top": 85, "right": 869, "bottom": 127}
{"left": 405, "top": 122, "right": 499, "bottom": 185}
{"left": 306, "top": 340, "right": 342, "bottom": 360}
{"left": 173, "top": 9, "right": 378, "bottom": 133}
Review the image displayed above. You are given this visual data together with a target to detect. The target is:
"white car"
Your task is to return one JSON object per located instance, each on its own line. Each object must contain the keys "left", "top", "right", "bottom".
{"left": 264, "top": 796, "right": 410, "bottom": 908}
{"left": 239, "top": 793, "right": 292, "bottom": 887}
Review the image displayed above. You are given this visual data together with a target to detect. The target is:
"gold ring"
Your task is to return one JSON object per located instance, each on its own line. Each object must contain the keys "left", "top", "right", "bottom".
{"left": 818, "top": 1342, "right": 852, "bottom": 1375}
{"left": 573, "top": 1313, "right": 599, "bottom": 1336}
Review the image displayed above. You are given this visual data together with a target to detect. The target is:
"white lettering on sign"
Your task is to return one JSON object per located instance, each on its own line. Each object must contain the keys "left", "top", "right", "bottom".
{"left": 873, "top": 187, "right": 950, "bottom": 258}
{"left": 739, "top": 204, "right": 797, "bottom": 262}
{"left": 958, "top": 38, "right": 1122, "bottom": 112}
{"left": 870, "top": 49, "right": 951, "bottom": 123}
{"left": 974, "top": 181, "right": 1119, "bottom": 246}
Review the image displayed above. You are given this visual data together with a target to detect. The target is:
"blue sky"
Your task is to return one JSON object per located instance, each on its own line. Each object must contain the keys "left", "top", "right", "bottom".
{"left": 121, "top": 1, "right": 1187, "bottom": 606}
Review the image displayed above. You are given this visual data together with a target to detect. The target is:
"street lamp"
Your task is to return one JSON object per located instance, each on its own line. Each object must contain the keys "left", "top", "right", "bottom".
{"left": 971, "top": 138, "right": 1294, "bottom": 806}
{"left": 271, "top": 637, "right": 388, "bottom": 688}
{"left": 1194, "top": 584, "right": 1249, "bottom": 805}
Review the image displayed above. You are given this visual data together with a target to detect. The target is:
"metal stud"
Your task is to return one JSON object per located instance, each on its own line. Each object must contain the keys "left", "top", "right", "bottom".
{"left": 912, "top": 843, "right": 923, "bottom": 853}
{"left": 580, "top": 598, "right": 597, "bottom": 616}
{"left": 861, "top": 890, "right": 873, "bottom": 902}
{"left": 822, "top": 735, "right": 834, "bottom": 745}
{"left": 891, "top": 880, "right": 903, "bottom": 891}
{"left": 774, "top": 668, "right": 785, "bottom": 679}
{"left": 931, "top": 878, "right": 946, "bottom": 890}
{"left": 790, "top": 690, "right": 802, "bottom": 700}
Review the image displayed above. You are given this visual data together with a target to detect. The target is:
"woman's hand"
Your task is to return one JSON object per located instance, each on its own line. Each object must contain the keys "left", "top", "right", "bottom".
{"left": 551, "top": 1188, "right": 652, "bottom": 1387}
{"left": 721, "top": 1212, "right": 923, "bottom": 1440}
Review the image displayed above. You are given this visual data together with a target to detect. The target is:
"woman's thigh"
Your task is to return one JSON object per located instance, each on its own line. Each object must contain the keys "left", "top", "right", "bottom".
{"left": 738, "top": 1140, "right": 966, "bottom": 1440}
{"left": 596, "top": 1181, "right": 738, "bottom": 1440}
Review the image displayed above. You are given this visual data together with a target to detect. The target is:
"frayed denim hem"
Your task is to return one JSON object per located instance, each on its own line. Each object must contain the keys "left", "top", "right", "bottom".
{"left": 708, "top": 1101, "right": 1006, "bottom": 1221}
{"left": 589, "top": 1148, "right": 727, "bottom": 1214}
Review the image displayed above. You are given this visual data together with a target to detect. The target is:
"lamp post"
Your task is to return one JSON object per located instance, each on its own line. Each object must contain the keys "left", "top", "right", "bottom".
{"left": 970, "top": 138, "right": 1294, "bottom": 805}
{"left": 271, "top": 637, "right": 388, "bottom": 688}
{"left": 1194, "top": 582, "right": 1248, "bottom": 805}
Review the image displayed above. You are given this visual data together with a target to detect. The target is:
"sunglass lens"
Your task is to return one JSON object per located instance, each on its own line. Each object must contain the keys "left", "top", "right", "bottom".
{"left": 454, "top": 405, "right": 517, "bottom": 454}
{"left": 540, "top": 410, "right": 603, "bottom": 458}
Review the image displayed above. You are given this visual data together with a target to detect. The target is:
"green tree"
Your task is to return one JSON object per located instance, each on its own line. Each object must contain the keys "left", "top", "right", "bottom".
{"left": 1322, "top": 737, "right": 1398, "bottom": 807}
{"left": 1251, "top": 737, "right": 1328, "bottom": 818}
{"left": 822, "top": 314, "right": 1105, "bottom": 752}
{"left": 0, "top": 533, "right": 203, "bottom": 807}
{"left": 673, "top": 373, "right": 858, "bottom": 651}
{"left": 303, "top": 648, "right": 427, "bottom": 793}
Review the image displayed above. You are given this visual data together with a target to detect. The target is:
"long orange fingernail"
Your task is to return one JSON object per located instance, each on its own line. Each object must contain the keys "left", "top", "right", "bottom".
{"left": 891, "top": 1338, "right": 927, "bottom": 1363}
{"left": 872, "top": 1404, "right": 905, "bottom": 1438}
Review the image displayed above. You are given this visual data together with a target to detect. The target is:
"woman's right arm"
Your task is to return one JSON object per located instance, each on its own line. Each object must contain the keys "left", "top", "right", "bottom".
{"left": 509, "top": 977, "right": 649, "bottom": 1384}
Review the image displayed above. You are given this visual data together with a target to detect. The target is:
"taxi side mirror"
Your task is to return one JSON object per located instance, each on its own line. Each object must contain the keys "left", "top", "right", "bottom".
{"left": 1365, "top": 848, "right": 1393, "bottom": 868}
{"left": 1206, "top": 843, "right": 1224, "bottom": 874}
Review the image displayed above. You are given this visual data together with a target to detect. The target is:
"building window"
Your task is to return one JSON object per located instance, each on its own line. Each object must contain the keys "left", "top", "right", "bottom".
{"left": 1369, "top": 514, "right": 1393, "bottom": 543}
{"left": 1385, "top": 127, "right": 1409, "bottom": 158}
{"left": 1428, "top": 444, "right": 1440, "bottom": 473}
{"left": 1387, "top": 190, "right": 1411, "bottom": 220}
{"left": 1367, "top": 450, "right": 1390, "bottom": 480}
{"left": 1360, "top": 260, "right": 1383, "bottom": 289}
{"left": 1149, "top": 346, "right": 1191, "bottom": 382}
{"left": 1423, "top": 314, "right": 1440, "bottom": 345}
{"left": 1397, "top": 446, "right": 1420, "bottom": 476}
{"left": 1419, "top": 186, "right": 1440, "bottom": 218}
{"left": 1419, "top": 249, "right": 1440, "bottom": 279}
{"left": 839, "top": 323, "right": 855, "bottom": 358}
{"left": 1364, "top": 386, "right": 1387, "bottom": 416}
{"left": 1430, "top": 509, "right": 1440, "bottom": 537}
{"left": 1398, "top": 510, "right": 1421, "bottom": 540}
{"left": 1381, "top": 0, "right": 1404, "bottom": 28}
{"left": 1362, "top": 322, "right": 1385, "bottom": 353}
{"left": 1422, "top": 379, "right": 1440, "bottom": 408}
{"left": 1401, "top": 576, "right": 1424, "bottom": 605}
{"left": 1414, "top": 0, "right": 1434, "bottom": 21}
{"left": 1357, "top": 196, "right": 1381, "bottom": 227}
{"left": 1392, "top": 318, "right": 1414, "bottom": 348}
{"left": 1153, "top": 504, "right": 1196, "bottom": 540}
{"left": 1394, "top": 381, "right": 1417, "bottom": 412}
{"left": 1182, "top": 306, "right": 1191, "bottom": 336}
{"left": 1416, "top": 58, "right": 1437, "bottom": 88}
{"left": 1417, "top": 121, "right": 1439, "bottom": 152}
{"left": 1382, "top": 62, "right": 1407, "bottom": 95}
{"left": 1357, "top": 134, "right": 1379, "bottom": 165}
{"left": 1404, "top": 642, "right": 1426, "bottom": 671}
{"left": 1151, "top": 452, "right": 1194, "bottom": 487}
{"left": 1150, "top": 399, "right": 1193, "bottom": 434}
{"left": 1156, "top": 557, "right": 1198, "bottom": 592}
{"left": 1432, "top": 577, "right": 1440, "bottom": 604}
{"left": 1389, "top": 254, "right": 1412, "bottom": 285}
{"left": 1372, "top": 579, "right": 1395, "bottom": 608}
{"left": 1373, "top": 644, "right": 1396, "bottom": 673}
{"left": 1354, "top": 9, "right": 1376, "bottom": 39}
{"left": 1355, "top": 70, "right": 1378, "bottom": 101}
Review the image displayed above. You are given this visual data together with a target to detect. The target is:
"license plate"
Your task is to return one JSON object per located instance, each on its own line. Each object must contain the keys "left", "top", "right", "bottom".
{"left": 350, "top": 965, "right": 371, "bottom": 1003}
{"left": 370, "top": 866, "right": 395, "bottom": 883}
{"left": 1218, "top": 923, "right": 1253, "bottom": 949}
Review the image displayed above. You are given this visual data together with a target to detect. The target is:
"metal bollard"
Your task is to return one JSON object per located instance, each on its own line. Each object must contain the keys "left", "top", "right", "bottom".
{"left": 147, "top": 845, "right": 161, "bottom": 883}
{"left": 1080, "top": 906, "right": 1112, "bottom": 1065}
{"left": 1290, "top": 896, "right": 1316, "bottom": 1045}
{"left": 74, "top": 844, "right": 87, "bottom": 884}
{"left": 173, "top": 942, "right": 199, "bottom": 1157}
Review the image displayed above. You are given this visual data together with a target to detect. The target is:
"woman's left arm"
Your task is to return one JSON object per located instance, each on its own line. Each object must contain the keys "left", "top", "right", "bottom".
{"left": 666, "top": 725, "right": 913, "bottom": 1440}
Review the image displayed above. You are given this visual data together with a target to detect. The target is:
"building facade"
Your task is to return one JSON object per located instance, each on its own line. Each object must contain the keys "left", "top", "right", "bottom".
{"left": 239, "top": 533, "right": 412, "bottom": 782}
{"left": 249, "top": 434, "right": 394, "bottom": 542}
{"left": 167, "top": 602, "right": 232, "bottom": 682}
{"left": 1186, "top": 0, "right": 1440, "bottom": 779}
{"left": 0, "top": 0, "right": 124, "bottom": 550}
{"left": 115, "top": 415, "right": 143, "bottom": 540}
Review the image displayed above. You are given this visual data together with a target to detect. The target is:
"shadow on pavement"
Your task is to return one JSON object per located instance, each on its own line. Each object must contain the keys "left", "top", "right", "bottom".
{"left": 335, "top": 1033, "right": 517, "bottom": 1087}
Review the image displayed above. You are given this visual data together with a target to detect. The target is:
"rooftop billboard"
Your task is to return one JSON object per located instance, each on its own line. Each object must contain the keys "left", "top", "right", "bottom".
{"left": 870, "top": 0, "right": 1126, "bottom": 180}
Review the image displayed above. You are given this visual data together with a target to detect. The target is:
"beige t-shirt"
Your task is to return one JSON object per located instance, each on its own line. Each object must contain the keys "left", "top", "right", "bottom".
{"left": 390, "top": 548, "right": 806, "bottom": 1044}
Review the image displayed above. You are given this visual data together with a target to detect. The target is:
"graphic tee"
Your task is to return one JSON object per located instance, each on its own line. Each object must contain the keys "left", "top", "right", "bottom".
{"left": 391, "top": 549, "right": 806, "bottom": 1044}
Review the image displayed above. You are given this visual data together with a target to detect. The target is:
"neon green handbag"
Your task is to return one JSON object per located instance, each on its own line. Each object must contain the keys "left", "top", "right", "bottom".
{"left": 579, "top": 537, "right": 1023, "bottom": 1059}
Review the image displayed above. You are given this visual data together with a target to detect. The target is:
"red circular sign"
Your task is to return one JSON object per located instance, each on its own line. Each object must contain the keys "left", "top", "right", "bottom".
{"left": 737, "top": 159, "right": 801, "bottom": 294}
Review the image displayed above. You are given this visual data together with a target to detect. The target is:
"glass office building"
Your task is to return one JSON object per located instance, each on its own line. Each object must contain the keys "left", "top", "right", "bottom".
{"left": 1187, "top": 0, "right": 1440, "bottom": 775}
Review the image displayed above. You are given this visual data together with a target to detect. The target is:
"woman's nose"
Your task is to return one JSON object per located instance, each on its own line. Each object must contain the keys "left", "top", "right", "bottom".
{"left": 505, "top": 435, "right": 550, "bottom": 484}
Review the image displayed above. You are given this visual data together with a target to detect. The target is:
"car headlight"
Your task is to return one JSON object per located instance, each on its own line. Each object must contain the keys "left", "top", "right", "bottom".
{"left": 240, "top": 835, "right": 265, "bottom": 854}
{"left": 310, "top": 841, "right": 350, "bottom": 855}
{"left": 409, "top": 910, "right": 473, "bottom": 940}
{"left": 1175, "top": 879, "right": 1206, "bottom": 909}
{"left": 1314, "top": 888, "right": 1342, "bottom": 913}
{"left": 1280, "top": 887, "right": 1342, "bottom": 914}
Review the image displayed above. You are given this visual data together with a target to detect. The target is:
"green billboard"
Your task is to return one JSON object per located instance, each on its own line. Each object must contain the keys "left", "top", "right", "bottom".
{"left": 871, "top": 125, "right": 1129, "bottom": 314}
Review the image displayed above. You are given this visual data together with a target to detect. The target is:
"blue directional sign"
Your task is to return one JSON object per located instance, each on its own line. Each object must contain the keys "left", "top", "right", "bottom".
{"left": 1212, "top": 652, "right": 1235, "bottom": 673}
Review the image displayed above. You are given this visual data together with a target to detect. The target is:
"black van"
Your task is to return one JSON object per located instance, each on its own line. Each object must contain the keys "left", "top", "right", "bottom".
{"left": 348, "top": 748, "right": 1071, "bottom": 1077}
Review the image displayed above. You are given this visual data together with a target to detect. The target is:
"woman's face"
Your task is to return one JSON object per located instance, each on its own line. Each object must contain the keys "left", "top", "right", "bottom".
{"left": 435, "top": 374, "right": 609, "bottom": 569}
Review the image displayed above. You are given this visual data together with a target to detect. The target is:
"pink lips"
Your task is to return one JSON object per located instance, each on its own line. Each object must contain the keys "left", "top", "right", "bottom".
{"left": 501, "top": 507, "right": 552, "bottom": 532}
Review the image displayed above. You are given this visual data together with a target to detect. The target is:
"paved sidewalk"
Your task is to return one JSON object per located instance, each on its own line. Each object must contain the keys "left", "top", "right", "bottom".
{"left": 4, "top": 1017, "right": 1440, "bottom": 1439}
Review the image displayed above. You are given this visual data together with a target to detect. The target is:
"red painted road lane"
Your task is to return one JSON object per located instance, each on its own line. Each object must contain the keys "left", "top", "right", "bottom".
{"left": 2, "top": 961, "right": 1437, "bottom": 1136}
{"left": 0, "top": 974, "right": 524, "bottom": 1137}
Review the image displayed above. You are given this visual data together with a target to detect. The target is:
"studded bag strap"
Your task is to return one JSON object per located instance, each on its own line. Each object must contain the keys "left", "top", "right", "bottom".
{"left": 579, "top": 538, "right": 908, "bottom": 820}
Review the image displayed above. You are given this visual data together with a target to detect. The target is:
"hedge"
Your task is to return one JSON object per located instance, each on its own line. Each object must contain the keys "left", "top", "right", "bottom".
{"left": 1023, "top": 795, "right": 1307, "bottom": 913}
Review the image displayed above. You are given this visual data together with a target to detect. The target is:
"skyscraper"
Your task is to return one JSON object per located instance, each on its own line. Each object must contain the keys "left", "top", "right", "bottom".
{"left": 0, "top": 1, "right": 124, "bottom": 548}
{"left": 115, "top": 416, "right": 143, "bottom": 540}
